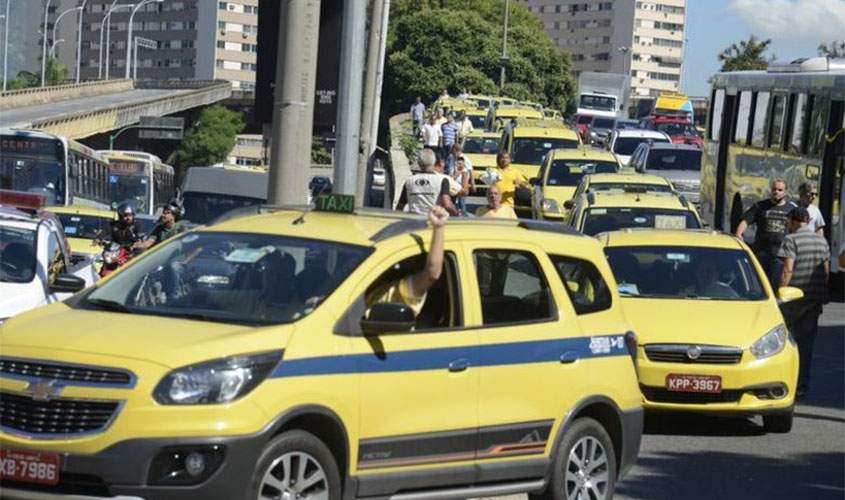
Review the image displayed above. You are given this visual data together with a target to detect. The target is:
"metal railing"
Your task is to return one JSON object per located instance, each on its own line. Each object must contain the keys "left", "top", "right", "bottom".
{"left": 0, "top": 79, "right": 134, "bottom": 110}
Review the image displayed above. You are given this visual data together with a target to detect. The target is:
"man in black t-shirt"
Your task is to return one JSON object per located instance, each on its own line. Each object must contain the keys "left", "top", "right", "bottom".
{"left": 735, "top": 179, "right": 797, "bottom": 289}
{"left": 110, "top": 204, "right": 144, "bottom": 246}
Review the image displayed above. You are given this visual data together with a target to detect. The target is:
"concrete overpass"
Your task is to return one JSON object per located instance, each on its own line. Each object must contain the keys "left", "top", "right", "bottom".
{"left": 0, "top": 79, "right": 232, "bottom": 139}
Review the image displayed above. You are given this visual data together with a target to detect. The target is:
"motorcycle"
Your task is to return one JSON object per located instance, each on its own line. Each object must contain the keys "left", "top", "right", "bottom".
{"left": 97, "top": 235, "right": 141, "bottom": 278}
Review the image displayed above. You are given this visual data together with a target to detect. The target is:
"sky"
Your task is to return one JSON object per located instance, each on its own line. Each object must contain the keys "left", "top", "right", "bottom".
{"left": 681, "top": 0, "right": 845, "bottom": 96}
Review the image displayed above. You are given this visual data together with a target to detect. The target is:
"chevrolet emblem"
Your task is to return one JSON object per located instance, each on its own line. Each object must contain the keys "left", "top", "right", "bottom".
{"left": 22, "top": 380, "right": 63, "bottom": 402}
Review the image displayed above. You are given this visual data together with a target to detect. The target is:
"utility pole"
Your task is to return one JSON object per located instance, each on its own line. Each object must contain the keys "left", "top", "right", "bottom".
{"left": 75, "top": 0, "right": 90, "bottom": 84}
{"left": 41, "top": 0, "right": 52, "bottom": 87}
{"left": 333, "top": 0, "right": 367, "bottom": 200}
{"left": 2, "top": 0, "right": 11, "bottom": 92}
{"left": 267, "top": 0, "right": 322, "bottom": 205}
{"left": 357, "top": 0, "right": 390, "bottom": 202}
{"left": 499, "top": 0, "right": 509, "bottom": 90}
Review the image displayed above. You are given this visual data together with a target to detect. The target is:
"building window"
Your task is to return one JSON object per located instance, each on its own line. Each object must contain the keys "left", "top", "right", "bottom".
{"left": 217, "top": 40, "right": 225, "bottom": 49}
{"left": 216, "top": 59, "right": 224, "bottom": 68}
{"left": 218, "top": 2, "right": 227, "bottom": 9}
{"left": 218, "top": 21, "right": 227, "bottom": 31}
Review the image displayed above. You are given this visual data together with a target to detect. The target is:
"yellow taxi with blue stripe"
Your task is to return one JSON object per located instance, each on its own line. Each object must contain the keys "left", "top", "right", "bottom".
{"left": 0, "top": 196, "right": 642, "bottom": 500}
{"left": 597, "top": 229, "right": 801, "bottom": 432}
{"left": 532, "top": 148, "right": 621, "bottom": 221}
{"left": 46, "top": 205, "right": 116, "bottom": 263}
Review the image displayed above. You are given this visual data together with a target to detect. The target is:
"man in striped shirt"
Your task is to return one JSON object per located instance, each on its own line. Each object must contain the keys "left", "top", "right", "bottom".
{"left": 778, "top": 206, "right": 830, "bottom": 396}
{"left": 440, "top": 114, "right": 459, "bottom": 170}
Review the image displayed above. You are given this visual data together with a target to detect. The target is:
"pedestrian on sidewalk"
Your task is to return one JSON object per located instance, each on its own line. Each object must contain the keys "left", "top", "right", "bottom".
{"left": 422, "top": 115, "right": 442, "bottom": 149}
{"left": 441, "top": 114, "right": 459, "bottom": 168}
{"left": 451, "top": 156, "right": 473, "bottom": 214}
{"left": 410, "top": 97, "right": 426, "bottom": 139}
{"left": 457, "top": 111, "right": 474, "bottom": 146}
{"left": 797, "top": 182, "right": 825, "bottom": 235}
{"left": 735, "top": 179, "right": 797, "bottom": 290}
{"left": 778, "top": 206, "right": 830, "bottom": 396}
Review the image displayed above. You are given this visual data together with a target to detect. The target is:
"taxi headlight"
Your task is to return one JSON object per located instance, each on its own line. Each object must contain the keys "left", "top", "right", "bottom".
{"left": 153, "top": 351, "right": 283, "bottom": 405}
{"left": 750, "top": 324, "right": 787, "bottom": 359}
{"left": 541, "top": 198, "right": 560, "bottom": 213}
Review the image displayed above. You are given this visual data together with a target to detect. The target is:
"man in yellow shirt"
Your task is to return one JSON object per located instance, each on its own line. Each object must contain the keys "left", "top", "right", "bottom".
{"left": 366, "top": 206, "right": 448, "bottom": 316}
{"left": 475, "top": 185, "right": 517, "bottom": 219}
{"left": 493, "top": 151, "right": 528, "bottom": 207}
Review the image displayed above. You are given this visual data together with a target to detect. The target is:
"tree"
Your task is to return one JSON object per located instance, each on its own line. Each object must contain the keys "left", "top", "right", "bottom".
{"left": 817, "top": 40, "right": 845, "bottom": 58}
{"left": 45, "top": 57, "right": 69, "bottom": 86}
{"left": 169, "top": 105, "right": 245, "bottom": 173}
{"left": 384, "top": 0, "right": 576, "bottom": 115}
{"left": 718, "top": 35, "right": 773, "bottom": 72}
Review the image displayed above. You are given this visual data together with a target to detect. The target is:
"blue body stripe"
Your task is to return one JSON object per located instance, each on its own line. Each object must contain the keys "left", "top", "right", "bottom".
{"left": 272, "top": 334, "right": 629, "bottom": 378}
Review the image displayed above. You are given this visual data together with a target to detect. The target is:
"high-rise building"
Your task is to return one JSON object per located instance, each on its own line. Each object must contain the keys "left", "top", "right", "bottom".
{"left": 518, "top": 0, "right": 688, "bottom": 97}
{"left": 44, "top": 0, "right": 258, "bottom": 88}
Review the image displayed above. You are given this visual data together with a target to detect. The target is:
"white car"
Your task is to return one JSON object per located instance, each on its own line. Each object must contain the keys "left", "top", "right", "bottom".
{"left": 606, "top": 129, "right": 671, "bottom": 166}
{"left": 0, "top": 201, "right": 97, "bottom": 322}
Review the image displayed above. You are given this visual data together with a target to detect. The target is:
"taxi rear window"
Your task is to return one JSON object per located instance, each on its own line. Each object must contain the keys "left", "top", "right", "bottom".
{"left": 84, "top": 232, "right": 372, "bottom": 326}
{"left": 582, "top": 208, "right": 700, "bottom": 236}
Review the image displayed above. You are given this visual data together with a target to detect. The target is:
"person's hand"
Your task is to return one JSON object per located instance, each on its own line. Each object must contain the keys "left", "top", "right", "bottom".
{"left": 428, "top": 206, "right": 449, "bottom": 228}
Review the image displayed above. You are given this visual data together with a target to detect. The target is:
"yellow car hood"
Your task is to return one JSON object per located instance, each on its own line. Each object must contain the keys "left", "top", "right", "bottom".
{"left": 66, "top": 237, "right": 101, "bottom": 256}
{"left": 621, "top": 298, "right": 781, "bottom": 347}
{"left": 542, "top": 185, "right": 577, "bottom": 203}
{"left": 464, "top": 153, "right": 496, "bottom": 169}
{"left": 1, "top": 305, "right": 296, "bottom": 369}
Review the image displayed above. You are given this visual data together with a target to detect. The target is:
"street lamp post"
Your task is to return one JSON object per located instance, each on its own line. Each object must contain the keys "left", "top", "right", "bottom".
{"left": 102, "top": 0, "right": 121, "bottom": 79}
{"left": 99, "top": 3, "right": 133, "bottom": 79}
{"left": 2, "top": 0, "right": 11, "bottom": 92}
{"left": 617, "top": 46, "right": 630, "bottom": 76}
{"left": 40, "top": 0, "right": 52, "bottom": 87}
{"left": 124, "top": 0, "right": 161, "bottom": 79}
{"left": 499, "top": 0, "right": 509, "bottom": 90}
{"left": 50, "top": 39, "right": 65, "bottom": 58}
{"left": 75, "top": 0, "right": 90, "bottom": 84}
{"left": 52, "top": 6, "right": 81, "bottom": 56}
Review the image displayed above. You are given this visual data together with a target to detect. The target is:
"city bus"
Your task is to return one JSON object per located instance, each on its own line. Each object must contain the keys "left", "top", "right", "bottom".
{"left": 0, "top": 129, "right": 110, "bottom": 209}
{"left": 179, "top": 165, "right": 269, "bottom": 225}
{"left": 701, "top": 57, "right": 845, "bottom": 278}
{"left": 100, "top": 151, "right": 176, "bottom": 215}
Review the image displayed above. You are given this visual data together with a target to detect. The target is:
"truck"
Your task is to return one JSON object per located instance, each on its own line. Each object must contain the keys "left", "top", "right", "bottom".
{"left": 576, "top": 72, "right": 631, "bottom": 119}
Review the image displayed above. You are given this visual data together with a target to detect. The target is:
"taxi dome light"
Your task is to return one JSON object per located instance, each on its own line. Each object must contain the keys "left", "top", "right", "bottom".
{"left": 0, "top": 189, "right": 45, "bottom": 213}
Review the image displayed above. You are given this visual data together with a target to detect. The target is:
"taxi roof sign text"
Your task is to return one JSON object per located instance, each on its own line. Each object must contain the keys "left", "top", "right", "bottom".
{"left": 315, "top": 194, "right": 354, "bottom": 214}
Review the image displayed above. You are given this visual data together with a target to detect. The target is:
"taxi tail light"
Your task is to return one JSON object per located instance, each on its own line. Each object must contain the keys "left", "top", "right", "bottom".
{"left": 624, "top": 331, "right": 639, "bottom": 373}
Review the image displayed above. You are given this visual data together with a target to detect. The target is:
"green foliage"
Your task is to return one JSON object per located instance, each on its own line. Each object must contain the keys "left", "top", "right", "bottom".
{"left": 817, "top": 41, "right": 845, "bottom": 58}
{"left": 397, "top": 125, "right": 421, "bottom": 165}
{"left": 3, "top": 58, "right": 68, "bottom": 90}
{"left": 311, "top": 136, "right": 333, "bottom": 164}
{"left": 385, "top": 0, "right": 575, "bottom": 115}
{"left": 45, "top": 57, "right": 69, "bottom": 86}
{"left": 718, "top": 35, "right": 773, "bottom": 72}
{"left": 15, "top": 70, "right": 39, "bottom": 88}
{"left": 170, "top": 105, "right": 245, "bottom": 173}
{"left": 5, "top": 78, "right": 27, "bottom": 90}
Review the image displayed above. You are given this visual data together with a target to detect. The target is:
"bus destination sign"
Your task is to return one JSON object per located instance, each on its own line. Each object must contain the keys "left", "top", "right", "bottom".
{"left": 109, "top": 161, "right": 145, "bottom": 175}
{"left": 0, "top": 137, "right": 61, "bottom": 157}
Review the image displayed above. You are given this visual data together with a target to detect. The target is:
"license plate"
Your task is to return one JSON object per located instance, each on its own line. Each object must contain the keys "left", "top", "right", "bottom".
{"left": 666, "top": 374, "right": 722, "bottom": 393}
{"left": 0, "top": 448, "right": 61, "bottom": 485}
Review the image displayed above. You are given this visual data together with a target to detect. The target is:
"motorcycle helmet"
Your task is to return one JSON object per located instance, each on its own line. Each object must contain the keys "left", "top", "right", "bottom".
{"left": 164, "top": 199, "right": 184, "bottom": 220}
{"left": 117, "top": 203, "right": 135, "bottom": 216}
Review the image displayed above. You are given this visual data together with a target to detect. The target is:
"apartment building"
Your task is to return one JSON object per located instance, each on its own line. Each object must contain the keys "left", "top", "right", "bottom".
{"left": 43, "top": 0, "right": 257, "bottom": 88}
{"left": 518, "top": 0, "right": 688, "bottom": 97}
{"left": 227, "top": 134, "right": 265, "bottom": 166}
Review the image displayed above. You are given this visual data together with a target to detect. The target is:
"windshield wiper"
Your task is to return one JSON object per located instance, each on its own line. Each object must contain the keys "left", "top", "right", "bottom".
{"left": 87, "top": 298, "right": 133, "bottom": 313}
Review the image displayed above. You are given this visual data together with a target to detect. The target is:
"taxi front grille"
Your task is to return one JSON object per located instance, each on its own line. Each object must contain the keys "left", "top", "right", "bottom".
{"left": 644, "top": 345, "right": 742, "bottom": 364}
{"left": 0, "top": 391, "right": 120, "bottom": 436}
{"left": 640, "top": 385, "right": 744, "bottom": 404}
{"left": 0, "top": 358, "right": 133, "bottom": 386}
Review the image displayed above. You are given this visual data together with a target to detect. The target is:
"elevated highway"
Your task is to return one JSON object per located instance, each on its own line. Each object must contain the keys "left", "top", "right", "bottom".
{"left": 0, "top": 80, "right": 231, "bottom": 139}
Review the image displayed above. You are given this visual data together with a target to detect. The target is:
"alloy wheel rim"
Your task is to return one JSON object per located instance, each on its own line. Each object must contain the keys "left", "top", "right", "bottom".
{"left": 259, "top": 451, "right": 329, "bottom": 500}
{"left": 564, "top": 436, "right": 609, "bottom": 500}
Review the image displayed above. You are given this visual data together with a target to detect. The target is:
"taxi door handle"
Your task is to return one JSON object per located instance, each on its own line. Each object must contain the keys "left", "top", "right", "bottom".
{"left": 448, "top": 358, "right": 470, "bottom": 372}
{"left": 560, "top": 351, "right": 578, "bottom": 364}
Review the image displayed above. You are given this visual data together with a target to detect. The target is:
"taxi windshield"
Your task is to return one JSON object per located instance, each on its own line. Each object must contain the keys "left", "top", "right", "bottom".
{"left": 84, "top": 232, "right": 372, "bottom": 325}
{"left": 604, "top": 246, "right": 766, "bottom": 301}
{"left": 463, "top": 137, "right": 499, "bottom": 154}
{"left": 0, "top": 226, "right": 37, "bottom": 283}
{"left": 55, "top": 213, "right": 113, "bottom": 240}
{"left": 511, "top": 138, "right": 579, "bottom": 165}
{"left": 547, "top": 160, "right": 618, "bottom": 186}
{"left": 468, "top": 115, "right": 487, "bottom": 128}
{"left": 582, "top": 208, "right": 700, "bottom": 235}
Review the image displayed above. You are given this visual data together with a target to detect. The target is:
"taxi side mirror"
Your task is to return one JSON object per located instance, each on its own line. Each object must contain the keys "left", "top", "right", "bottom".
{"left": 563, "top": 200, "right": 575, "bottom": 210}
{"left": 777, "top": 286, "right": 804, "bottom": 305}
{"left": 50, "top": 274, "right": 86, "bottom": 294}
{"left": 529, "top": 177, "right": 539, "bottom": 186}
{"left": 514, "top": 186, "right": 533, "bottom": 207}
{"left": 361, "top": 303, "right": 415, "bottom": 336}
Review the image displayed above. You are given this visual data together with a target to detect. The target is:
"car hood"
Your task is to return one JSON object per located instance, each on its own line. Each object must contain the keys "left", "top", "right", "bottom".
{"left": 620, "top": 298, "right": 781, "bottom": 347}
{"left": 542, "top": 185, "right": 578, "bottom": 203}
{"left": 66, "top": 237, "right": 101, "bottom": 256}
{"left": 0, "top": 303, "right": 296, "bottom": 369}
{"left": 0, "top": 282, "right": 45, "bottom": 319}
{"left": 464, "top": 153, "right": 497, "bottom": 169}
{"left": 650, "top": 170, "right": 701, "bottom": 183}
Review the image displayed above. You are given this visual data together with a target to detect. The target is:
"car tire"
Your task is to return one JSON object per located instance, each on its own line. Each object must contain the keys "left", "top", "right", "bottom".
{"left": 763, "top": 410, "right": 793, "bottom": 433}
{"left": 249, "top": 430, "right": 342, "bottom": 500}
{"left": 530, "top": 417, "right": 617, "bottom": 500}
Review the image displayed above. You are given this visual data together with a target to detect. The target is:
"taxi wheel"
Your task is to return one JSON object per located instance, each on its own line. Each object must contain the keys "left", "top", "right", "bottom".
{"left": 762, "top": 410, "right": 793, "bottom": 433}
{"left": 532, "top": 417, "right": 616, "bottom": 500}
{"left": 249, "top": 430, "right": 341, "bottom": 500}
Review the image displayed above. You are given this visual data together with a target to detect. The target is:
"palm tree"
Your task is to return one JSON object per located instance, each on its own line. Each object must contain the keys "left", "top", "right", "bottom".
{"left": 718, "top": 35, "right": 773, "bottom": 72}
{"left": 817, "top": 41, "right": 845, "bottom": 58}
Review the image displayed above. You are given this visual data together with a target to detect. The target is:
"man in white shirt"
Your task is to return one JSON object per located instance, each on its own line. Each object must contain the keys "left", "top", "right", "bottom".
{"left": 422, "top": 115, "right": 442, "bottom": 148}
{"left": 798, "top": 182, "right": 825, "bottom": 235}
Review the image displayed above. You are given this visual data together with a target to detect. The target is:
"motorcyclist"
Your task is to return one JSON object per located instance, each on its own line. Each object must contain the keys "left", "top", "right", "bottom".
{"left": 109, "top": 203, "right": 144, "bottom": 246}
{"left": 135, "top": 199, "right": 187, "bottom": 250}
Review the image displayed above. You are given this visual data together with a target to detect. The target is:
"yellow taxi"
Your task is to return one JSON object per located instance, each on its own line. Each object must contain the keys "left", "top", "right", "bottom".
{"left": 568, "top": 173, "right": 678, "bottom": 206}
{"left": 0, "top": 197, "right": 643, "bottom": 500}
{"left": 531, "top": 148, "right": 621, "bottom": 221}
{"left": 462, "top": 131, "right": 501, "bottom": 193}
{"left": 462, "top": 107, "right": 489, "bottom": 131}
{"left": 598, "top": 229, "right": 801, "bottom": 432}
{"left": 486, "top": 105, "right": 544, "bottom": 132}
{"left": 499, "top": 119, "right": 582, "bottom": 181}
{"left": 46, "top": 205, "right": 116, "bottom": 263}
{"left": 567, "top": 189, "right": 703, "bottom": 236}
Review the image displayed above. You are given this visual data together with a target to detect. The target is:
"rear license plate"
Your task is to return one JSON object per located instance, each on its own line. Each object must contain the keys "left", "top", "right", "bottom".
{"left": 0, "top": 448, "right": 61, "bottom": 485}
{"left": 666, "top": 374, "right": 722, "bottom": 393}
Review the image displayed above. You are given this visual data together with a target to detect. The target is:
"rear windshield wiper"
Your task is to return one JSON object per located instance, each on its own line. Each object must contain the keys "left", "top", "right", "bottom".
{"left": 87, "top": 298, "right": 133, "bottom": 313}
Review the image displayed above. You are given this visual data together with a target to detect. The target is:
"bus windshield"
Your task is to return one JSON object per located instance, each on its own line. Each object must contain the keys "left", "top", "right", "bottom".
{"left": 182, "top": 192, "right": 265, "bottom": 225}
{"left": 0, "top": 157, "right": 64, "bottom": 205}
{"left": 110, "top": 173, "right": 150, "bottom": 212}
{"left": 511, "top": 138, "right": 579, "bottom": 165}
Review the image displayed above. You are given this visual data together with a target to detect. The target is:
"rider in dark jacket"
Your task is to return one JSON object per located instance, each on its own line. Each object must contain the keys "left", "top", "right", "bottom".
{"left": 110, "top": 203, "right": 144, "bottom": 246}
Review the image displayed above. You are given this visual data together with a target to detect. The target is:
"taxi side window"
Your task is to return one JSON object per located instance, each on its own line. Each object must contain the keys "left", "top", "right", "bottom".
{"left": 473, "top": 250, "right": 555, "bottom": 325}
{"left": 363, "top": 252, "right": 462, "bottom": 331}
{"left": 550, "top": 256, "right": 611, "bottom": 315}
{"left": 46, "top": 232, "right": 67, "bottom": 284}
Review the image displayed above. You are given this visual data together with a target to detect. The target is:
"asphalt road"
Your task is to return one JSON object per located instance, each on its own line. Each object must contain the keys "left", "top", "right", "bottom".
{"left": 477, "top": 302, "right": 845, "bottom": 500}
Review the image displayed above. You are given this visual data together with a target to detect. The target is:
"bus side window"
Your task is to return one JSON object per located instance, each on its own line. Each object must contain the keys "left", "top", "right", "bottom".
{"left": 709, "top": 88, "right": 725, "bottom": 141}
{"left": 750, "top": 91, "right": 770, "bottom": 148}
{"left": 734, "top": 91, "right": 752, "bottom": 145}
{"left": 767, "top": 94, "right": 787, "bottom": 150}
{"left": 806, "top": 94, "right": 830, "bottom": 160}
{"left": 787, "top": 93, "right": 808, "bottom": 155}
